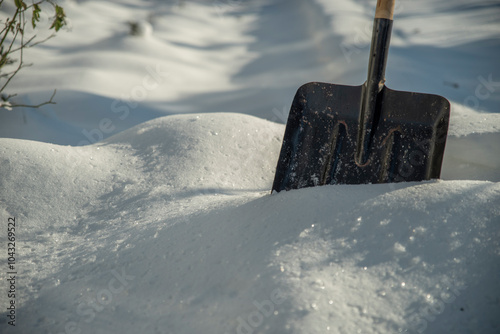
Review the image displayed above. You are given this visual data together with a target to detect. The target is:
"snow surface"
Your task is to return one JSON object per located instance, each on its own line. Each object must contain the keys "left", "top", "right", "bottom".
{"left": 1, "top": 0, "right": 499, "bottom": 333}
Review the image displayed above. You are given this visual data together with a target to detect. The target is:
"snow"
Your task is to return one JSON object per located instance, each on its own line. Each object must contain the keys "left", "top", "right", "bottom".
{"left": 1, "top": 0, "right": 499, "bottom": 333}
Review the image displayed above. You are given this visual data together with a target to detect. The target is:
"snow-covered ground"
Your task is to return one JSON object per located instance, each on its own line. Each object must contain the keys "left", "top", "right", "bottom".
{"left": 1, "top": 0, "right": 499, "bottom": 333}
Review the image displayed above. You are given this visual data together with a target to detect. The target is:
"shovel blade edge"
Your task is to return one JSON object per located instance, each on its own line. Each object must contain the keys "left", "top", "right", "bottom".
{"left": 272, "top": 82, "right": 450, "bottom": 192}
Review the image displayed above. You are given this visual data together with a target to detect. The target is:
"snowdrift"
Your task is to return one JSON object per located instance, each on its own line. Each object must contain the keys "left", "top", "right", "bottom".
{"left": 1, "top": 0, "right": 499, "bottom": 333}
{"left": 1, "top": 113, "right": 499, "bottom": 334}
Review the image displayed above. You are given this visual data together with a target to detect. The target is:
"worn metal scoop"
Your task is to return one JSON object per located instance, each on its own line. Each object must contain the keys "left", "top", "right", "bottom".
{"left": 272, "top": 0, "right": 450, "bottom": 192}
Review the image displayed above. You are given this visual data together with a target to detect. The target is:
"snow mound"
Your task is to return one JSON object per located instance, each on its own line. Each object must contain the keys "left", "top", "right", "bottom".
{"left": 1, "top": 113, "right": 499, "bottom": 334}
{"left": 1, "top": 0, "right": 499, "bottom": 332}
{"left": 441, "top": 103, "right": 500, "bottom": 182}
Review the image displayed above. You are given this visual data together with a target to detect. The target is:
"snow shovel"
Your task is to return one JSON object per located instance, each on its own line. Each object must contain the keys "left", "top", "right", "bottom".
{"left": 272, "top": 0, "right": 450, "bottom": 192}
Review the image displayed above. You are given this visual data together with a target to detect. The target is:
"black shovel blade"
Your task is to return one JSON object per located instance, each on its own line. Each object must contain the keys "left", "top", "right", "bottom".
{"left": 272, "top": 82, "right": 450, "bottom": 192}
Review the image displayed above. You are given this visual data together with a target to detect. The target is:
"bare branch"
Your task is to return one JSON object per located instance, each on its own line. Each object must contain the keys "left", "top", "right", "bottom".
{"left": 8, "top": 89, "right": 57, "bottom": 109}
{"left": 0, "top": 9, "right": 19, "bottom": 48}
{"left": 10, "top": 33, "right": 55, "bottom": 53}
{"left": 0, "top": 63, "right": 32, "bottom": 79}
{"left": 0, "top": 1, "right": 67, "bottom": 109}
{"left": 0, "top": 27, "right": 23, "bottom": 93}
{"left": 2, "top": 93, "right": 17, "bottom": 100}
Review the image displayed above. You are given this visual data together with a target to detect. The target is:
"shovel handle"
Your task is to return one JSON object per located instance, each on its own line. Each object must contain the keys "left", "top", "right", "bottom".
{"left": 375, "top": 0, "right": 395, "bottom": 20}
{"left": 357, "top": 0, "right": 395, "bottom": 165}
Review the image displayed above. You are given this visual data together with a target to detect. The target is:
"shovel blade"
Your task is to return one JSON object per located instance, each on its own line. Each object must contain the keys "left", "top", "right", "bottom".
{"left": 272, "top": 82, "right": 450, "bottom": 192}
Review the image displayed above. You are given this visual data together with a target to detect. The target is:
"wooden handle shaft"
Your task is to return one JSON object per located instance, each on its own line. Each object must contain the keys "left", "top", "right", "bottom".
{"left": 375, "top": 0, "right": 395, "bottom": 20}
